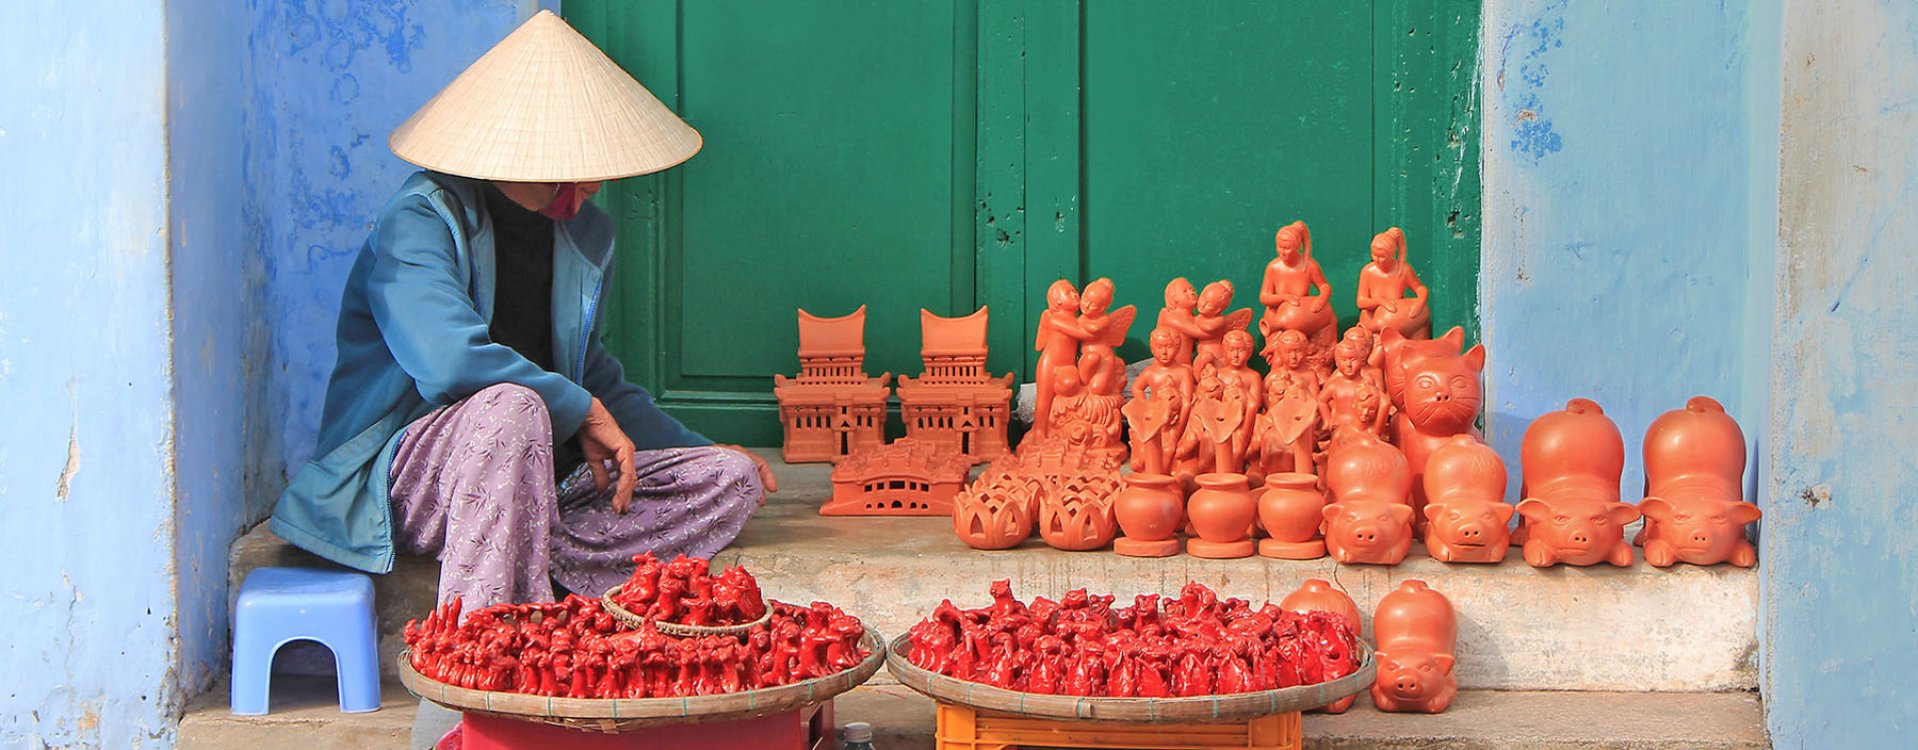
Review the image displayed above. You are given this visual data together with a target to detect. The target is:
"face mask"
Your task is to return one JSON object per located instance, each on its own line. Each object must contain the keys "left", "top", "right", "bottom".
{"left": 538, "top": 183, "right": 584, "bottom": 221}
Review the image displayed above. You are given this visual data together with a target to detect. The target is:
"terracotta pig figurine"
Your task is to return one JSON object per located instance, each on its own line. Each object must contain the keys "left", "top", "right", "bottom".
{"left": 1638, "top": 396, "right": 1761, "bottom": 567}
{"left": 1421, "top": 436, "right": 1513, "bottom": 563}
{"left": 1322, "top": 429, "right": 1415, "bottom": 565}
{"left": 1384, "top": 329, "right": 1486, "bottom": 538}
{"left": 1514, "top": 399, "right": 1640, "bottom": 567}
{"left": 1370, "top": 579, "right": 1457, "bottom": 713}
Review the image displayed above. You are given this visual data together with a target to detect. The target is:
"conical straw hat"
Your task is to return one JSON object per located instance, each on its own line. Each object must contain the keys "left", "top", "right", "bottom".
{"left": 389, "top": 10, "right": 701, "bottom": 182}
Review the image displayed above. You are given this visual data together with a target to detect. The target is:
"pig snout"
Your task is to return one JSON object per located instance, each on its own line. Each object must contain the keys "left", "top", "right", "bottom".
{"left": 1347, "top": 525, "right": 1381, "bottom": 547}
{"left": 1384, "top": 667, "right": 1425, "bottom": 698}
{"left": 1444, "top": 522, "right": 1487, "bottom": 546}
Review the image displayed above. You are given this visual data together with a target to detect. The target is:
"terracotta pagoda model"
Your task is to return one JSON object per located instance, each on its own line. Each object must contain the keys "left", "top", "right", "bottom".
{"left": 823, "top": 438, "right": 973, "bottom": 516}
{"left": 896, "top": 307, "right": 1015, "bottom": 463}
{"left": 772, "top": 306, "right": 892, "bottom": 463}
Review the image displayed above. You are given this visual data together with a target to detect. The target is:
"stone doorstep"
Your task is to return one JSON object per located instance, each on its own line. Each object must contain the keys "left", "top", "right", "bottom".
{"left": 231, "top": 453, "right": 1758, "bottom": 691}
{"left": 178, "top": 677, "right": 1768, "bottom": 750}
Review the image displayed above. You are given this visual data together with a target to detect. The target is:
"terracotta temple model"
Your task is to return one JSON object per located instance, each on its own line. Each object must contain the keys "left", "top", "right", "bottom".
{"left": 1637, "top": 396, "right": 1761, "bottom": 567}
{"left": 896, "top": 307, "right": 1015, "bottom": 463}
{"left": 1035, "top": 278, "right": 1135, "bottom": 459}
{"left": 1515, "top": 398, "right": 1641, "bottom": 567}
{"left": 1356, "top": 227, "right": 1431, "bottom": 340}
{"left": 1125, "top": 327, "right": 1196, "bottom": 476}
{"left": 823, "top": 438, "right": 972, "bottom": 516}
{"left": 1259, "top": 221, "right": 1338, "bottom": 355}
{"left": 773, "top": 306, "right": 892, "bottom": 463}
{"left": 1370, "top": 580, "right": 1458, "bottom": 714}
{"left": 1421, "top": 436, "right": 1513, "bottom": 563}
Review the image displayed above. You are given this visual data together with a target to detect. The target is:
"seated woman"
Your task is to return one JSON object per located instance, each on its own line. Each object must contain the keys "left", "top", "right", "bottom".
{"left": 269, "top": 11, "right": 776, "bottom": 620}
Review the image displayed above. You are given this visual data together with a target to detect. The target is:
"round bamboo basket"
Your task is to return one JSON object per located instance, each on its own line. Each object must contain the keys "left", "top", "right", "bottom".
{"left": 884, "top": 633, "right": 1375, "bottom": 723}
{"left": 399, "top": 630, "right": 885, "bottom": 732}
{"left": 601, "top": 584, "right": 772, "bottom": 637}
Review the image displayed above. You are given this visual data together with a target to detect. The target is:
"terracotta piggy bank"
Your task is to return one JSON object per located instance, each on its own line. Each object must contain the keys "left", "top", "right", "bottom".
{"left": 1323, "top": 500, "right": 1414, "bottom": 565}
{"left": 1322, "top": 428, "right": 1414, "bottom": 565}
{"left": 1514, "top": 399, "right": 1639, "bottom": 567}
{"left": 1637, "top": 396, "right": 1761, "bottom": 567}
{"left": 1382, "top": 328, "right": 1486, "bottom": 538}
{"left": 1370, "top": 580, "right": 1457, "bottom": 713}
{"left": 1421, "top": 436, "right": 1512, "bottom": 563}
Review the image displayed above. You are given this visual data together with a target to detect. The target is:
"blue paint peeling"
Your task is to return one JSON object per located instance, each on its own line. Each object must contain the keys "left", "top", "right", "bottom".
{"left": 1498, "top": 0, "right": 1566, "bottom": 161}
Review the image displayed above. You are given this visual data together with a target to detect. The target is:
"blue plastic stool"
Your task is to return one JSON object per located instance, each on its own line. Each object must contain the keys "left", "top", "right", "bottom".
{"left": 231, "top": 567, "right": 381, "bottom": 715}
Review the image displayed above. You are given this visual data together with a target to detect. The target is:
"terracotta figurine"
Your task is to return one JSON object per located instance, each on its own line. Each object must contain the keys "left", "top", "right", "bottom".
{"left": 1637, "top": 396, "right": 1761, "bottom": 567}
{"left": 1189, "top": 280, "right": 1255, "bottom": 381}
{"left": 1370, "top": 580, "right": 1458, "bottom": 713}
{"left": 1356, "top": 227, "right": 1431, "bottom": 340}
{"left": 1321, "top": 429, "right": 1415, "bottom": 565}
{"left": 1388, "top": 332, "right": 1486, "bottom": 538}
{"left": 1258, "top": 220, "right": 1337, "bottom": 355}
{"left": 1033, "top": 280, "right": 1083, "bottom": 440}
{"left": 1515, "top": 398, "right": 1640, "bottom": 567}
{"left": 1420, "top": 436, "right": 1513, "bottom": 563}
{"left": 1191, "top": 330, "right": 1263, "bottom": 473}
{"left": 1319, "top": 332, "right": 1391, "bottom": 440}
{"left": 1126, "top": 327, "right": 1196, "bottom": 475}
{"left": 1251, "top": 367, "right": 1320, "bottom": 478}
{"left": 1156, "top": 278, "right": 1204, "bottom": 364}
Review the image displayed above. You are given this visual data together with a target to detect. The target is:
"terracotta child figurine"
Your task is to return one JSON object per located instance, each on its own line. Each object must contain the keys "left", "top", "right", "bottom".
{"left": 1033, "top": 279, "right": 1083, "bottom": 440}
{"left": 1189, "top": 280, "right": 1255, "bottom": 381}
{"left": 1156, "top": 278, "right": 1204, "bottom": 365}
{"left": 1125, "top": 327, "right": 1197, "bottom": 475}
{"left": 1191, "top": 330, "right": 1263, "bottom": 473}
{"left": 1319, "top": 333, "right": 1391, "bottom": 440}
{"left": 1072, "top": 278, "right": 1136, "bottom": 399}
{"left": 1252, "top": 368, "right": 1320, "bottom": 477}
{"left": 1173, "top": 374, "right": 1225, "bottom": 478}
{"left": 1337, "top": 325, "right": 1387, "bottom": 391}
{"left": 1258, "top": 220, "right": 1337, "bottom": 355}
{"left": 1357, "top": 227, "right": 1431, "bottom": 340}
{"left": 1263, "top": 329, "right": 1322, "bottom": 400}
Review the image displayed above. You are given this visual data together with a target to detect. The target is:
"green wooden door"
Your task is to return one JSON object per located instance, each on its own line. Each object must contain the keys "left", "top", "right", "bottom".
{"left": 569, "top": 1, "right": 1479, "bottom": 446}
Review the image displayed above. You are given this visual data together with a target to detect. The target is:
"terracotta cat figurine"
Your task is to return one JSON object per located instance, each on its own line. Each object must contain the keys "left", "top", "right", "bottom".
{"left": 1389, "top": 334, "right": 1486, "bottom": 538}
{"left": 1380, "top": 326, "right": 1466, "bottom": 413}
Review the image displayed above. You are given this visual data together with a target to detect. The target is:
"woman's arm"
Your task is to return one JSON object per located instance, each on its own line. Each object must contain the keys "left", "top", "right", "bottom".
{"left": 579, "top": 333, "right": 712, "bottom": 451}
{"left": 364, "top": 197, "right": 594, "bottom": 439}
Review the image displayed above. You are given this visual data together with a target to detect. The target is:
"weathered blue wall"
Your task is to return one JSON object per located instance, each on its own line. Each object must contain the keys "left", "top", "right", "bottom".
{"left": 244, "top": 0, "right": 540, "bottom": 509}
{"left": 0, "top": 3, "right": 183, "bottom": 746}
{"left": 1478, "top": 0, "right": 1775, "bottom": 503}
{"left": 1766, "top": 1, "right": 1918, "bottom": 745}
{"left": 170, "top": 0, "right": 250, "bottom": 702}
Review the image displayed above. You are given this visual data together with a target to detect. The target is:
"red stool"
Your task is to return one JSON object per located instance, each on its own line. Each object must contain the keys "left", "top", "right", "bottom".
{"left": 455, "top": 701, "right": 834, "bottom": 750}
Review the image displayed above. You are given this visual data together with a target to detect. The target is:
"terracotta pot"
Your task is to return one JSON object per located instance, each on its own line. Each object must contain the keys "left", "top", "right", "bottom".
{"left": 1038, "top": 476, "right": 1119, "bottom": 552}
{"left": 1280, "top": 579, "right": 1362, "bottom": 713}
{"left": 1185, "top": 473, "right": 1256, "bottom": 559}
{"left": 1371, "top": 580, "right": 1458, "bottom": 714}
{"left": 1637, "top": 396, "right": 1760, "bottom": 567}
{"left": 1257, "top": 472, "right": 1327, "bottom": 559}
{"left": 1113, "top": 473, "right": 1184, "bottom": 557}
{"left": 951, "top": 478, "right": 1034, "bottom": 551}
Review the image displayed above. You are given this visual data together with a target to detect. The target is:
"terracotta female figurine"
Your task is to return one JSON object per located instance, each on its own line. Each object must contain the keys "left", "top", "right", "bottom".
{"left": 1156, "top": 278, "right": 1204, "bottom": 365}
{"left": 1033, "top": 279, "right": 1084, "bottom": 439}
{"left": 1190, "top": 280, "right": 1255, "bottom": 381}
{"left": 1319, "top": 334, "right": 1391, "bottom": 439}
{"left": 1356, "top": 227, "right": 1431, "bottom": 340}
{"left": 1126, "top": 327, "right": 1196, "bottom": 475}
{"left": 1258, "top": 221, "right": 1337, "bottom": 354}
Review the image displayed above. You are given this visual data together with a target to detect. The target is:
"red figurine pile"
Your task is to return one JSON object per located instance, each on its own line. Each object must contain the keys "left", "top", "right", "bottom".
{"left": 906, "top": 580, "right": 1357, "bottom": 697}
{"left": 608, "top": 553, "right": 769, "bottom": 626}
{"left": 402, "top": 583, "right": 867, "bottom": 699}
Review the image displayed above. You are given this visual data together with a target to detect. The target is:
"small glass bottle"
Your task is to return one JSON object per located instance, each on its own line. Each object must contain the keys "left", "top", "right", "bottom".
{"left": 841, "top": 721, "right": 876, "bottom": 750}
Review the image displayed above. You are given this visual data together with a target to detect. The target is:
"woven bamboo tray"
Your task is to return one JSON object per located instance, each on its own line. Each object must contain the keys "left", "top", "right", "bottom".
{"left": 399, "top": 630, "right": 885, "bottom": 733}
{"left": 884, "top": 633, "right": 1375, "bottom": 723}
{"left": 601, "top": 584, "right": 772, "bottom": 637}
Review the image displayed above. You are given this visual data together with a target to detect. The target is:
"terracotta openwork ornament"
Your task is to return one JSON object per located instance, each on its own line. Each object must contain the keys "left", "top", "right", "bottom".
{"left": 1281, "top": 579, "right": 1363, "bottom": 713}
{"left": 897, "top": 307, "right": 1015, "bottom": 463}
{"left": 1113, "top": 473, "right": 1184, "bottom": 557}
{"left": 823, "top": 438, "right": 974, "bottom": 516}
{"left": 1356, "top": 227, "right": 1431, "bottom": 341}
{"left": 1321, "top": 428, "right": 1414, "bottom": 565}
{"left": 1185, "top": 472, "right": 1258, "bottom": 559}
{"left": 952, "top": 472, "right": 1037, "bottom": 551}
{"left": 1420, "top": 436, "right": 1513, "bottom": 563}
{"left": 773, "top": 306, "right": 892, "bottom": 463}
{"left": 1034, "top": 279, "right": 1135, "bottom": 461}
{"left": 1515, "top": 398, "right": 1640, "bottom": 568}
{"left": 1370, "top": 580, "right": 1458, "bottom": 714}
{"left": 1258, "top": 220, "right": 1337, "bottom": 356}
{"left": 1037, "top": 473, "right": 1122, "bottom": 551}
{"left": 1385, "top": 329, "right": 1487, "bottom": 538}
{"left": 1637, "top": 396, "right": 1761, "bottom": 567}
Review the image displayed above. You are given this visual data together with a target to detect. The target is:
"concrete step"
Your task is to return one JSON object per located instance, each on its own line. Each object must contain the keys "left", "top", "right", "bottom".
{"left": 231, "top": 453, "right": 1758, "bottom": 691}
{"left": 178, "top": 678, "right": 1768, "bottom": 750}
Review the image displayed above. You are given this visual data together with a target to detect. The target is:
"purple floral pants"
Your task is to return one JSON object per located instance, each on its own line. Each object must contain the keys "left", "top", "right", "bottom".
{"left": 388, "top": 383, "right": 761, "bottom": 612}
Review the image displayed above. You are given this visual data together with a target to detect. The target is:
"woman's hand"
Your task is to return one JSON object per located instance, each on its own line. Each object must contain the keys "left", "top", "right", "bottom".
{"left": 579, "top": 398, "right": 638, "bottom": 512}
{"left": 714, "top": 444, "right": 779, "bottom": 500}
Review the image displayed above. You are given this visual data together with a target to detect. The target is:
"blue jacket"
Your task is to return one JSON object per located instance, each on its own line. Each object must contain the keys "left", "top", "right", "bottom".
{"left": 270, "top": 172, "right": 709, "bottom": 574}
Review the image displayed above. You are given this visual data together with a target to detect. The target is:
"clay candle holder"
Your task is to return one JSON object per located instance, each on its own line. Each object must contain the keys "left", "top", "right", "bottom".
{"left": 1321, "top": 429, "right": 1415, "bottom": 565}
{"left": 1370, "top": 580, "right": 1458, "bottom": 713}
{"left": 1037, "top": 474, "right": 1121, "bottom": 551}
{"left": 1637, "top": 396, "right": 1761, "bottom": 567}
{"left": 773, "top": 306, "right": 892, "bottom": 463}
{"left": 1356, "top": 227, "right": 1432, "bottom": 341}
{"left": 1421, "top": 436, "right": 1514, "bottom": 563}
{"left": 896, "top": 307, "right": 1016, "bottom": 463}
{"left": 1281, "top": 579, "right": 1363, "bottom": 713}
{"left": 1257, "top": 472, "right": 1327, "bottom": 559}
{"left": 952, "top": 473, "right": 1036, "bottom": 550}
{"left": 1515, "top": 398, "right": 1641, "bottom": 567}
{"left": 1381, "top": 327, "right": 1486, "bottom": 539}
{"left": 1185, "top": 473, "right": 1257, "bottom": 559}
{"left": 1113, "top": 473, "right": 1184, "bottom": 557}
{"left": 823, "top": 438, "right": 973, "bottom": 516}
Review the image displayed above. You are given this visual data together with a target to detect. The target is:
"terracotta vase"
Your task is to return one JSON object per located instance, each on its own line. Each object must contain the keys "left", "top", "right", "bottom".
{"left": 1370, "top": 580, "right": 1458, "bottom": 713}
{"left": 1637, "top": 396, "right": 1761, "bottom": 567}
{"left": 1280, "top": 579, "right": 1363, "bottom": 713}
{"left": 1038, "top": 475, "right": 1120, "bottom": 552}
{"left": 951, "top": 476, "right": 1034, "bottom": 551}
{"left": 1185, "top": 473, "right": 1256, "bottom": 559}
{"left": 1113, "top": 473, "right": 1184, "bottom": 557}
{"left": 1421, "top": 436, "right": 1514, "bottom": 563}
{"left": 1257, "top": 472, "right": 1327, "bottom": 559}
{"left": 1515, "top": 398, "right": 1640, "bottom": 567}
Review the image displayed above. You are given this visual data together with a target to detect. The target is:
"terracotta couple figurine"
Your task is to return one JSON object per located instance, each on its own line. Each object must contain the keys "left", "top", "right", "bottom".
{"left": 1034, "top": 278, "right": 1136, "bottom": 457}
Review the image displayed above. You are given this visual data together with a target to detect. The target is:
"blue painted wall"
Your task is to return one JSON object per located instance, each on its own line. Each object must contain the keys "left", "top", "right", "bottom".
{"left": 1478, "top": 0, "right": 1776, "bottom": 505}
{"left": 244, "top": 0, "right": 539, "bottom": 508}
{"left": 0, "top": 3, "right": 183, "bottom": 746}
{"left": 1766, "top": 1, "right": 1918, "bottom": 745}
